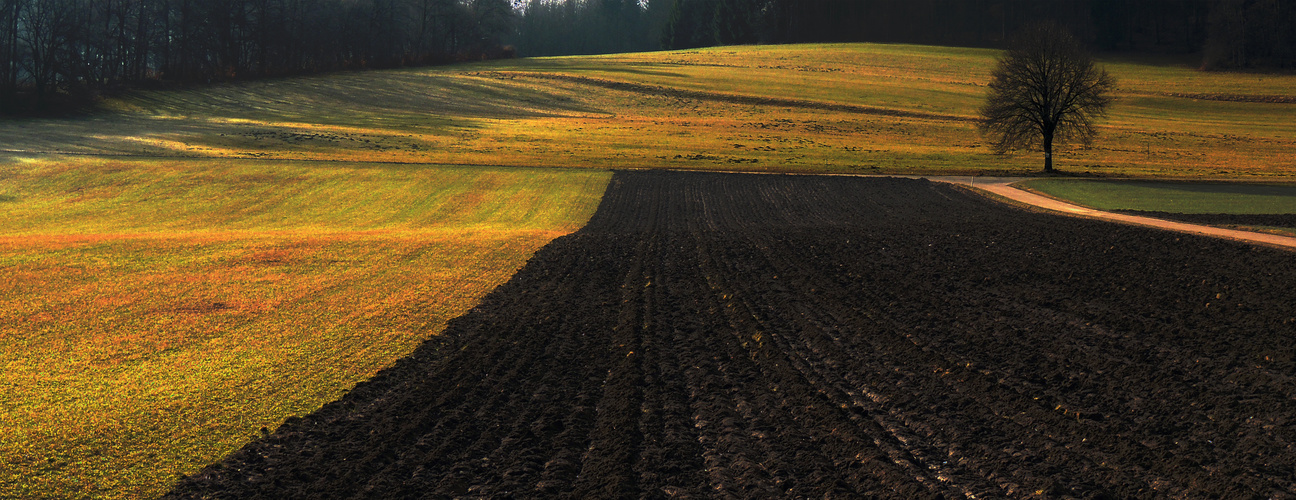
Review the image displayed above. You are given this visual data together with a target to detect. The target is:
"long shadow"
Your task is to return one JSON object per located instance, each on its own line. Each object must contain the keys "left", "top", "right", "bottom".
{"left": 0, "top": 67, "right": 609, "bottom": 158}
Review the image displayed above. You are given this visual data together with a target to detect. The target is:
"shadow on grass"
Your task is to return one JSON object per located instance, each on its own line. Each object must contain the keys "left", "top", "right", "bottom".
{"left": 0, "top": 65, "right": 611, "bottom": 159}
{"left": 498, "top": 58, "right": 690, "bottom": 79}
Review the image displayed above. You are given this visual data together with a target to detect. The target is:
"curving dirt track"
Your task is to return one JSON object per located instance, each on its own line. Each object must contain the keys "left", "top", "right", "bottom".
{"left": 169, "top": 171, "right": 1296, "bottom": 499}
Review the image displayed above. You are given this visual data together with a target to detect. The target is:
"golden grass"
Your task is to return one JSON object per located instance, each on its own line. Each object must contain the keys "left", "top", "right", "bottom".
{"left": 4, "top": 43, "right": 1290, "bottom": 178}
{"left": 0, "top": 158, "right": 610, "bottom": 498}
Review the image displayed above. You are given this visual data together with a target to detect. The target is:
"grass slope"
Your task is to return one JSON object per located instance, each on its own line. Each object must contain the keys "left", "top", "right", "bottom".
{"left": 0, "top": 157, "right": 609, "bottom": 498}
{"left": 5, "top": 43, "right": 1294, "bottom": 177}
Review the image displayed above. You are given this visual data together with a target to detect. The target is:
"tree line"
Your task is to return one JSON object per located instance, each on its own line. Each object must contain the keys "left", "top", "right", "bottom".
{"left": 514, "top": 0, "right": 672, "bottom": 57}
{"left": 0, "top": 0, "right": 514, "bottom": 111}
{"left": 4, "top": 0, "right": 1293, "bottom": 113}
{"left": 656, "top": 0, "right": 1294, "bottom": 69}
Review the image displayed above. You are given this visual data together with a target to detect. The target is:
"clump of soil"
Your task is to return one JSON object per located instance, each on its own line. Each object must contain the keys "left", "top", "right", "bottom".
{"left": 169, "top": 171, "right": 1296, "bottom": 499}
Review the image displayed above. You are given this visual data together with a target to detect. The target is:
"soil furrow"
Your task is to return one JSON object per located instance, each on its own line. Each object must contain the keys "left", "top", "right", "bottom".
{"left": 695, "top": 238, "right": 960, "bottom": 497}
{"left": 170, "top": 170, "right": 1296, "bottom": 499}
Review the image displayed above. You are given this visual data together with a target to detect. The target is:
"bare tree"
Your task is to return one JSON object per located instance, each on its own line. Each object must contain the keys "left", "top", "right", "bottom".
{"left": 2, "top": 0, "right": 20, "bottom": 101}
{"left": 979, "top": 23, "right": 1115, "bottom": 172}
{"left": 18, "top": 0, "right": 74, "bottom": 104}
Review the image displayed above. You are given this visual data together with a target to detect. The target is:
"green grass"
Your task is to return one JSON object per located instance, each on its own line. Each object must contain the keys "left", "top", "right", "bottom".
{"left": 1017, "top": 178, "right": 1296, "bottom": 214}
{"left": 0, "top": 157, "right": 610, "bottom": 499}
{"left": 5, "top": 43, "right": 1293, "bottom": 178}
{"left": 0, "top": 157, "right": 604, "bottom": 235}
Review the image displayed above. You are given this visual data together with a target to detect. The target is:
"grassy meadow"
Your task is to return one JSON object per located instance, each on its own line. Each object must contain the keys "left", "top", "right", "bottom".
{"left": 2, "top": 42, "right": 1296, "bottom": 498}
{"left": 4, "top": 43, "right": 1294, "bottom": 178}
{"left": 0, "top": 157, "right": 609, "bottom": 498}
{"left": 1018, "top": 178, "right": 1296, "bottom": 214}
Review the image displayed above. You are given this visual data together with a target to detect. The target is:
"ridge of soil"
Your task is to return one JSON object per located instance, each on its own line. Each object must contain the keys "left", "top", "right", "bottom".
{"left": 1113, "top": 209, "right": 1296, "bottom": 229}
{"left": 169, "top": 171, "right": 1296, "bottom": 499}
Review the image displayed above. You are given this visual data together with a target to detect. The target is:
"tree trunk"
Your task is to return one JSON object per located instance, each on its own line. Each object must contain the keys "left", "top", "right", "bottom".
{"left": 5, "top": 0, "right": 17, "bottom": 103}
{"left": 1043, "top": 134, "right": 1054, "bottom": 172}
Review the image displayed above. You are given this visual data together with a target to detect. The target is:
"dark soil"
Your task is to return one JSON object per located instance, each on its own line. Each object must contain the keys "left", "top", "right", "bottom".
{"left": 1115, "top": 209, "right": 1296, "bottom": 230}
{"left": 168, "top": 171, "right": 1296, "bottom": 499}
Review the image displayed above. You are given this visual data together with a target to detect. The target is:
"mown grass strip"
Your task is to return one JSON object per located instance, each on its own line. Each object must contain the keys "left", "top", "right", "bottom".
{"left": 1017, "top": 178, "right": 1296, "bottom": 214}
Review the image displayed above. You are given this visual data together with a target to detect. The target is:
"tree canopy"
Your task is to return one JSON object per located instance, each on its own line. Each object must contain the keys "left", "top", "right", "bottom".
{"left": 0, "top": 0, "right": 514, "bottom": 112}
{"left": 979, "top": 23, "right": 1116, "bottom": 173}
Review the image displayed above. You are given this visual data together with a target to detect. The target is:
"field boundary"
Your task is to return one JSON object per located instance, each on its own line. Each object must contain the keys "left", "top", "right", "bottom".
{"left": 640, "top": 170, "right": 1296, "bottom": 251}
{"left": 6, "top": 148, "right": 1292, "bottom": 251}
{"left": 942, "top": 177, "right": 1296, "bottom": 251}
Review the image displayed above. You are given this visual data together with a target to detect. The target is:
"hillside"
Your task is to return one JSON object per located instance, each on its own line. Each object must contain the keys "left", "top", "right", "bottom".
{"left": 5, "top": 43, "right": 1295, "bottom": 178}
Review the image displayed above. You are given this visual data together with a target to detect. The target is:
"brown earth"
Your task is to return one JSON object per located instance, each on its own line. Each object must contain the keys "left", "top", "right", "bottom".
{"left": 168, "top": 171, "right": 1296, "bottom": 499}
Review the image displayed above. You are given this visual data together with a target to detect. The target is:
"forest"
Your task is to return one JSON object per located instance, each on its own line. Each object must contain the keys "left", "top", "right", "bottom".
{"left": 651, "top": 0, "right": 1294, "bottom": 68}
{"left": 2, "top": 0, "right": 1294, "bottom": 112}
{"left": 0, "top": 0, "right": 515, "bottom": 110}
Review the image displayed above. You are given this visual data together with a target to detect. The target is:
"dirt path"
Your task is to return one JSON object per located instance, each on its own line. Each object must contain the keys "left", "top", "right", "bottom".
{"left": 170, "top": 171, "right": 1296, "bottom": 499}
{"left": 928, "top": 176, "right": 1296, "bottom": 251}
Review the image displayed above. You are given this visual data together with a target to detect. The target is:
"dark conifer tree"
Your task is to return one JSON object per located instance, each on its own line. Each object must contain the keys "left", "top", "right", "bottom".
{"left": 1204, "top": 0, "right": 1295, "bottom": 69}
{"left": 661, "top": 0, "right": 691, "bottom": 50}
{"left": 0, "top": 0, "right": 509, "bottom": 113}
{"left": 712, "top": 0, "right": 752, "bottom": 45}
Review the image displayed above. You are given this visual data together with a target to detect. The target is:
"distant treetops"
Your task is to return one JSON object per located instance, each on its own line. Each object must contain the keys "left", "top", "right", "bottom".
{"left": 655, "top": 0, "right": 1295, "bottom": 70}
{"left": 0, "top": 0, "right": 517, "bottom": 112}
{"left": 4, "top": 0, "right": 1291, "bottom": 113}
{"left": 661, "top": 0, "right": 786, "bottom": 49}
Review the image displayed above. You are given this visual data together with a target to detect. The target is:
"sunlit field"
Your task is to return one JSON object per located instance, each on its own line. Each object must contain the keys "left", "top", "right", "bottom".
{"left": 0, "top": 157, "right": 610, "bottom": 498}
{"left": 4, "top": 43, "right": 1294, "bottom": 178}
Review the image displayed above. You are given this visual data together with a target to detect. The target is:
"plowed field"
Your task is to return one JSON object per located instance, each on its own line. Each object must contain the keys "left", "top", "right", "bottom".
{"left": 169, "top": 171, "right": 1296, "bottom": 499}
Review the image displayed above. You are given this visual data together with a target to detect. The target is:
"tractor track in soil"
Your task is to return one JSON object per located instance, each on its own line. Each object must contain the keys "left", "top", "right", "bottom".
{"left": 170, "top": 170, "right": 1296, "bottom": 499}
